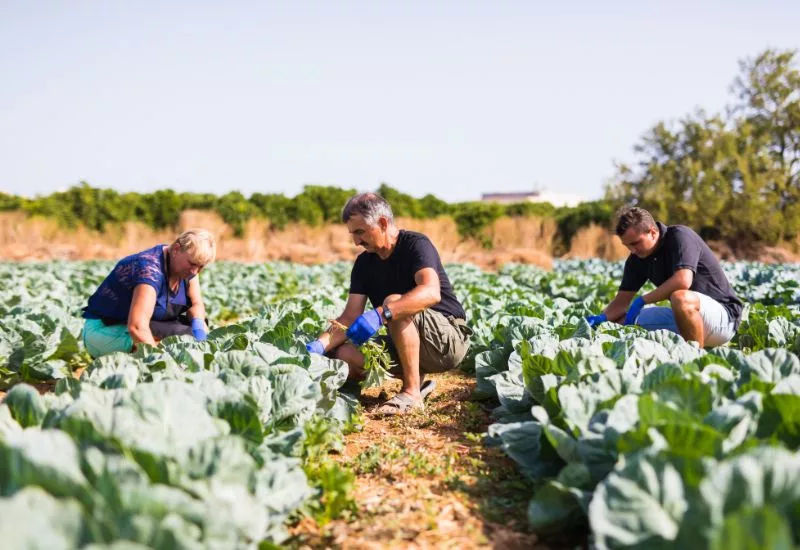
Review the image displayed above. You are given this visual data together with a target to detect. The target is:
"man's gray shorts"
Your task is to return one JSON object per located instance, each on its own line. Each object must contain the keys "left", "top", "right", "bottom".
{"left": 634, "top": 291, "right": 736, "bottom": 347}
{"left": 376, "top": 308, "right": 472, "bottom": 376}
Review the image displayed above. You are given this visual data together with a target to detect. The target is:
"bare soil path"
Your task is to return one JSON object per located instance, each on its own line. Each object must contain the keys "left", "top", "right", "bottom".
{"left": 287, "top": 370, "right": 587, "bottom": 550}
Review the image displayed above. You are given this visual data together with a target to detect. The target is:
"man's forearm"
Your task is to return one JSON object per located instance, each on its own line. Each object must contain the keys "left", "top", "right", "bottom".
{"left": 604, "top": 304, "right": 628, "bottom": 323}
{"left": 381, "top": 286, "right": 440, "bottom": 320}
{"left": 317, "top": 315, "right": 356, "bottom": 350}
{"left": 603, "top": 291, "right": 637, "bottom": 323}
{"left": 644, "top": 271, "right": 692, "bottom": 304}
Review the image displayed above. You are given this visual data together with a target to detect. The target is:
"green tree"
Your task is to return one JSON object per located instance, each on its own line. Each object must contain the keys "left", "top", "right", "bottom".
{"left": 288, "top": 194, "right": 325, "bottom": 227}
{"left": 451, "top": 202, "right": 505, "bottom": 248}
{"left": 250, "top": 192, "right": 293, "bottom": 230}
{"left": 298, "top": 185, "right": 356, "bottom": 223}
{"left": 606, "top": 48, "right": 800, "bottom": 247}
{"left": 555, "top": 200, "right": 616, "bottom": 252}
{"left": 731, "top": 49, "right": 800, "bottom": 240}
{"left": 0, "top": 192, "right": 23, "bottom": 212}
{"left": 145, "top": 189, "right": 184, "bottom": 229}
{"left": 120, "top": 192, "right": 156, "bottom": 227}
{"left": 418, "top": 194, "right": 450, "bottom": 218}
{"left": 505, "top": 201, "right": 556, "bottom": 218}
{"left": 180, "top": 192, "right": 219, "bottom": 211}
{"left": 377, "top": 183, "right": 423, "bottom": 218}
{"left": 216, "top": 191, "right": 256, "bottom": 237}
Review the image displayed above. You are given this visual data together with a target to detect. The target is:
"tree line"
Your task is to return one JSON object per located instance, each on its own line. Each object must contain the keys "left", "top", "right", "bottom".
{"left": 0, "top": 181, "right": 610, "bottom": 252}
{"left": 2, "top": 48, "right": 797, "bottom": 253}
{"left": 606, "top": 48, "right": 800, "bottom": 247}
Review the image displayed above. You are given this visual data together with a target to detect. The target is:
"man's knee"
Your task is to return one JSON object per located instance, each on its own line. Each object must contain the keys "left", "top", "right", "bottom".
{"left": 670, "top": 289, "right": 700, "bottom": 313}
{"left": 387, "top": 314, "right": 417, "bottom": 336}
{"left": 331, "top": 342, "right": 364, "bottom": 368}
{"left": 383, "top": 296, "right": 417, "bottom": 334}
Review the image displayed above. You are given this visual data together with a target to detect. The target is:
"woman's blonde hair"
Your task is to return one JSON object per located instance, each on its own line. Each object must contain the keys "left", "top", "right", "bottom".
{"left": 172, "top": 228, "right": 217, "bottom": 265}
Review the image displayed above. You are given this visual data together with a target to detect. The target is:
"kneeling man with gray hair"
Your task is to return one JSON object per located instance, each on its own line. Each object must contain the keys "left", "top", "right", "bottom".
{"left": 306, "top": 192, "right": 472, "bottom": 415}
{"left": 585, "top": 206, "right": 743, "bottom": 347}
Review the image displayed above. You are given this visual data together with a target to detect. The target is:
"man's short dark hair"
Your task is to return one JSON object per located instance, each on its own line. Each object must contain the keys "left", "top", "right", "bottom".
{"left": 615, "top": 206, "right": 656, "bottom": 236}
{"left": 341, "top": 192, "right": 395, "bottom": 225}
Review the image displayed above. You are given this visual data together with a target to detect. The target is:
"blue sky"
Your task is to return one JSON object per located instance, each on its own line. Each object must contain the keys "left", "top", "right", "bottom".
{"left": 1, "top": 1, "right": 798, "bottom": 202}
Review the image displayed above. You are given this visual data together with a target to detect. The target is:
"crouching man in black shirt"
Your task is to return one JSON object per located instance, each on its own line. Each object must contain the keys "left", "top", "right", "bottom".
{"left": 305, "top": 192, "right": 472, "bottom": 415}
{"left": 585, "top": 207, "right": 743, "bottom": 347}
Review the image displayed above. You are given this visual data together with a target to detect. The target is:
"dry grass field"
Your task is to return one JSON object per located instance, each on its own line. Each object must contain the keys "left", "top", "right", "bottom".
{"left": 0, "top": 211, "right": 627, "bottom": 268}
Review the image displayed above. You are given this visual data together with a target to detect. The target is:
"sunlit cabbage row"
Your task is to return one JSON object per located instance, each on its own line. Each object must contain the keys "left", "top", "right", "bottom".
{"left": 1, "top": 259, "right": 799, "bottom": 548}
{"left": 467, "top": 261, "right": 800, "bottom": 549}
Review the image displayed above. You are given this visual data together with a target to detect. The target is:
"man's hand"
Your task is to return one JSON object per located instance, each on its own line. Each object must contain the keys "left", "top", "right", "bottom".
{"left": 624, "top": 296, "right": 646, "bottom": 325}
{"left": 346, "top": 310, "right": 383, "bottom": 346}
{"left": 306, "top": 339, "right": 325, "bottom": 355}
{"left": 586, "top": 313, "right": 607, "bottom": 328}
{"left": 191, "top": 318, "right": 208, "bottom": 341}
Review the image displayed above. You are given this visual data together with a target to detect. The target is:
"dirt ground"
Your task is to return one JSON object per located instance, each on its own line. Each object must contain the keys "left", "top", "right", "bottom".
{"left": 286, "top": 370, "right": 587, "bottom": 550}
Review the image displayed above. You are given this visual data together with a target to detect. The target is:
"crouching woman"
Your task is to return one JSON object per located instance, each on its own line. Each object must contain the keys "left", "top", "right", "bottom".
{"left": 82, "top": 229, "right": 216, "bottom": 357}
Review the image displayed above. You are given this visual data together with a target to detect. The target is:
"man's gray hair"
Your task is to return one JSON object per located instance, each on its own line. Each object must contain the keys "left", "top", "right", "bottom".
{"left": 341, "top": 192, "right": 395, "bottom": 225}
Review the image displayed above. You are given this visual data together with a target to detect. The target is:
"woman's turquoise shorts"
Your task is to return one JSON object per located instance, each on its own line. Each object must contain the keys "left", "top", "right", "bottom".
{"left": 83, "top": 318, "right": 133, "bottom": 358}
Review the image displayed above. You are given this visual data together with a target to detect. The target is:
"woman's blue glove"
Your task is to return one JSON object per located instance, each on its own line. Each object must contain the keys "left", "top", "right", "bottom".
{"left": 586, "top": 313, "right": 607, "bottom": 328}
{"left": 306, "top": 339, "right": 325, "bottom": 355}
{"left": 346, "top": 310, "right": 383, "bottom": 346}
{"left": 624, "top": 296, "right": 646, "bottom": 325}
{"left": 191, "top": 318, "right": 208, "bottom": 341}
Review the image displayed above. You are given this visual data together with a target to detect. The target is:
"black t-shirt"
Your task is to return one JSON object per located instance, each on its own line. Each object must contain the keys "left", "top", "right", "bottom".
{"left": 620, "top": 222, "right": 743, "bottom": 327}
{"left": 349, "top": 230, "right": 466, "bottom": 320}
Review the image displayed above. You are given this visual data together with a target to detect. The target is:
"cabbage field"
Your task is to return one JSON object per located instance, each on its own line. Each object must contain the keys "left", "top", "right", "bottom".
{"left": 1, "top": 259, "right": 799, "bottom": 549}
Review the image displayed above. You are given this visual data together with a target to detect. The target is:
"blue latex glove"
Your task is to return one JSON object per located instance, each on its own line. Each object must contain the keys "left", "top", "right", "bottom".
{"left": 624, "top": 296, "right": 646, "bottom": 325}
{"left": 586, "top": 313, "right": 607, "bottom": 328}
{"left": 346, "top": 309, "right": 383, "bottom": 346}
{"left": 191, "top": 318, "right": 208, "bottom": 341}
{"left": 306, "top": 339, "right": 325, "bottom": 355}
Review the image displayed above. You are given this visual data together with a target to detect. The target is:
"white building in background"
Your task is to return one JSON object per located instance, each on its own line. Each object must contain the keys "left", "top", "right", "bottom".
{"left": 481, "top": 189, "right": 585, "bottom": 207}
